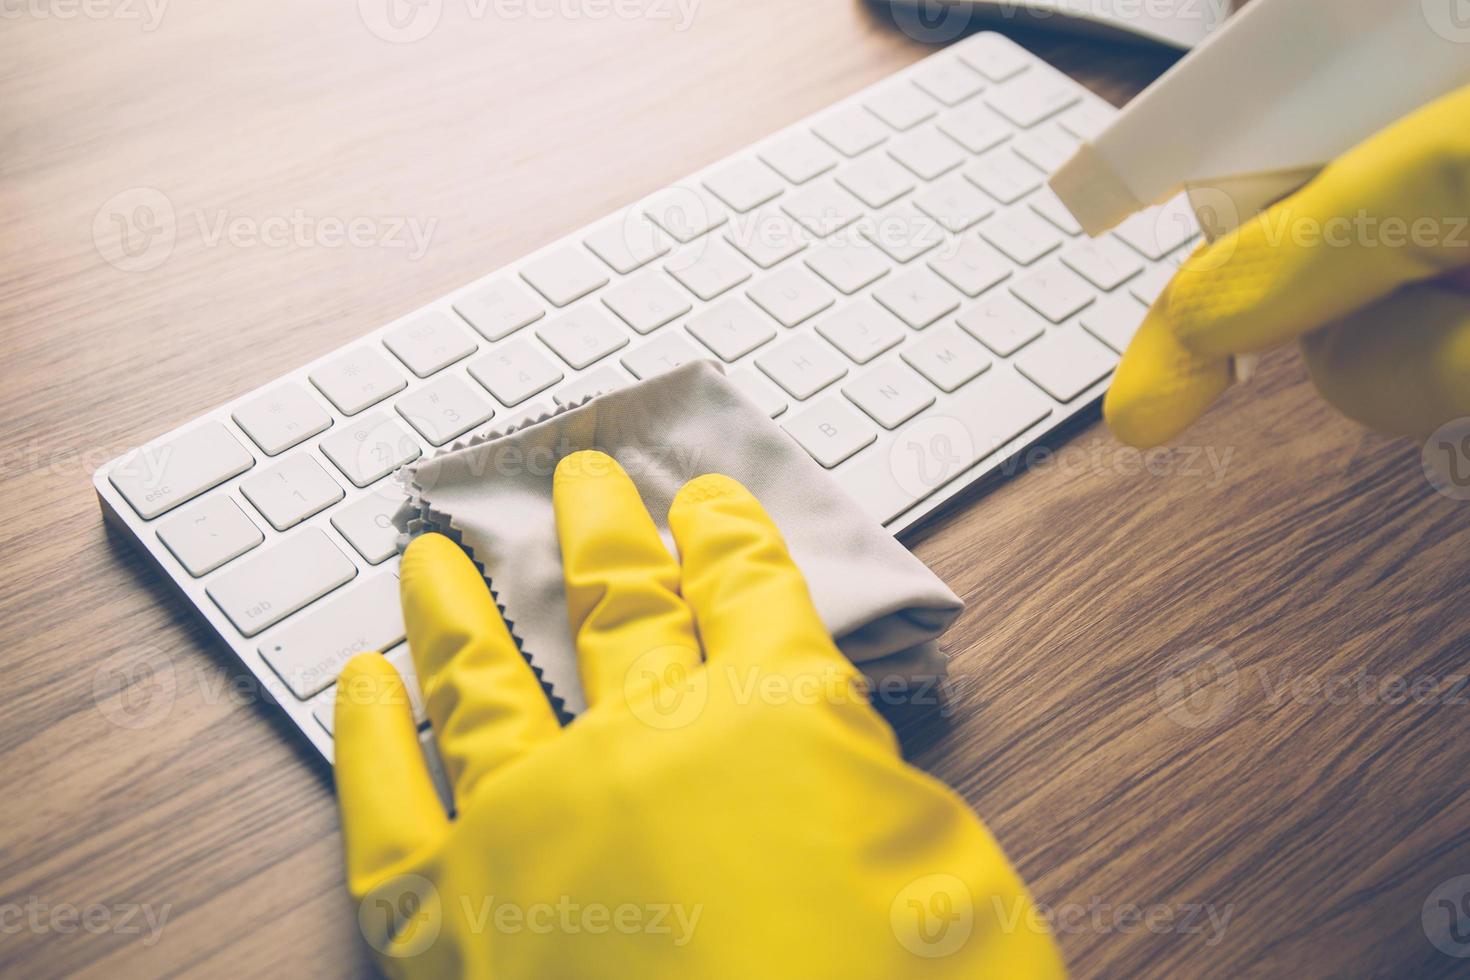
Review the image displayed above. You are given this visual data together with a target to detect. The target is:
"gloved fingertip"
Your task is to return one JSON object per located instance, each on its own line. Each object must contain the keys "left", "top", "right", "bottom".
{"left": 554, "top": 449, "right": 622, "bottom": 486}
{"left": 670, "top": 472, "right": 750, "bottom": 512}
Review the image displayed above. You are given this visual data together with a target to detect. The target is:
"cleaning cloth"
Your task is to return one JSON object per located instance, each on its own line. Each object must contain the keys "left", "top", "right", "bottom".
{"left": 393, "top": 360, "right": 963, "bottom": 716}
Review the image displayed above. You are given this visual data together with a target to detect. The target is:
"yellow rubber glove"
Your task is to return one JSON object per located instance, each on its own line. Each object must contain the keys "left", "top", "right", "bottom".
{"left": 334, "top": 451, "right": 1065, "bottom": 979}
{"left": 1105, "top": 82, "right": 1470, "bottom": 448}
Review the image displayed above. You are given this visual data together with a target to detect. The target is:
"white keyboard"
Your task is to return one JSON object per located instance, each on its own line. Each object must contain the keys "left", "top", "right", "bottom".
{"left": 94, "top": 33, "right": 1200, "bottom": 771}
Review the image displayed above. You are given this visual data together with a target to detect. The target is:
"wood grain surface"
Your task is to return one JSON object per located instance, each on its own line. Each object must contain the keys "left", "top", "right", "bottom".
{"left": 3, "top": 2, "right": 1468, "bottom": 977}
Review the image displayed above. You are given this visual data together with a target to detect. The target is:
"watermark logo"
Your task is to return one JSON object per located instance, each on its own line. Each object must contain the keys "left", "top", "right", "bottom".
{"left": 623, "top": 646, "right": 708, "bottom": 731}
{"left": 93, "top": 187, "right": 176, "bottom": 272}
{"left": 1423, "top": 417, "right": 1470, "bottom": 501}
{"left": 360, "top": 873, "right": 442, "bottom": 958}
{"left": 886, "top": 0, "right": 976, "bottom": 44}
{"left": 891, "top": 874, "right": 974, "bottom": 958}
{"left": 359, "top": 0, "right": 443, "bottom": 42}
{"left": 91, "top": 646, "right": 177, "bottom": 730}
{"left": 1423, "top": 875, "right": 1470, "bottom": 958}
{"left": 1423, "top": 0, "right": 1470, "bottom": 43}
{"left": 890, "top": 415, "right": 976, "bottom": 500}
{"left": 1156, "top": 645, "right": 1238, "bottom": 730}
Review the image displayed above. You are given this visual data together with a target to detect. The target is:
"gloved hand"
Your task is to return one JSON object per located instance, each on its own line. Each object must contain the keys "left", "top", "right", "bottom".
{"left": 333, "top": 451, "right": 1065, "bottom": 979}
{"left": 1105, "top": 82, "right": 1470, "bottom": 448}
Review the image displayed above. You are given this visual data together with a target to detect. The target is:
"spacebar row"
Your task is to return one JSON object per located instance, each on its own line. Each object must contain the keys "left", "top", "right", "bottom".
{"left": 842, "top": 368, "right": 1053, "bottom": 526}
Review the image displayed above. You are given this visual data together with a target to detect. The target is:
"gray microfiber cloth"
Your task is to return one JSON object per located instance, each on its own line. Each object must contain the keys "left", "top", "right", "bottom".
{"left": 393, "top": 360, "right": 963, "bottom": 717}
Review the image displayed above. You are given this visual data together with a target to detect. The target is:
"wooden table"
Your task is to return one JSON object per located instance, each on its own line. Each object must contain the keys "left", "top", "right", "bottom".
{"left": 4, "top": 2, "right": 1468, "bottom": 976}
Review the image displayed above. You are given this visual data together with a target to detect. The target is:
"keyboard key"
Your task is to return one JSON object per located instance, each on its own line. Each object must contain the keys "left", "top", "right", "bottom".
{"left": 601, "top": 271, "right": 692, "bottom": 335}
{"left": 864, "top": 82, "right": 937, "bottom": 131}
{"left": 816, "top": 303, "right": 906, "bottom": 364}
{"left": 781, "top": 179, "right": 865, "bottom": 238}
{"left": 728, "top": 368, "right": 788, "bottom": 418}
{"left": 985, "top": 72, "right": 1080, "bottom": 128}
{"left": 964, "top": 148, "right": 1043, "bottom": 205}
{"left": 686, "top": 299, "right": 776, "bottom": 361}
{"left": 554, "top": 364, "right": 629, "bottom": 406}
{"left": 622, "top": 332, "right": 707, "bottom": 379}
{"left": 232, "top": 383, "right": 332, "bottom": 457}
{"left": 383, "top": 311, "right": 478, "bottom": 378}
{"left": 622, "top": 332, "right": 707, "bottom": 380}
{"left": 396, "top": 373, "right": 497, "bottom": 446}
{"left": 666, "top": 238, "right": 752, "bottom": 301}
{"left": 240, "top": 454, "right": 344, "bottom": 532}
{"left": 314, "top": 643, "right": 426, "bottom": 734}
{"left": 453, "top": 278, "right": 545, "bottom": 341}
{"left": 1129, "top": 263, "right": 1176, "bottom": 306}
{"left": 109, "top": 421, "right": 254, "bottom": 520}
{"left": 872, "top": 267, "right": 960, "bottom": 329}
{"left": 747, "top": 265, "right": 834, "bottom": 327}
{"left": 938, "top": 100, "right": 1012, "bottom": 154}
{"left": 641, "top": 184, "right": 729, "bottom": 243}
{"left": 1028, "top": 187, "right": 1084, "bottom": 236}
{"left": 1061, "top": 237, "right": 1143, "bottom": 291}
{"left": 156, "top": 496, "right": 263, "bottom": 577}
{"left": 756, "top": 334, "right": 848, "bottom": 399}
{"left": 911, "top": 58, "right": 986, "bottom": 106}
{"left": 1080, "top": 292, "right": 1150, "bottom": 353}
{"left": 887, "top": 127, "right": 965, "bottom": 180}
{"left": 1114, "top": 195, "right": 1200, "bottom": 261}
{"left": 320, "top": 412, "right": 422, "bottom": 488}
{"left": 331, "top": 491, "right": 403, "bottom": 565}
{"left": 1058, "top": 100, "right": 1114, "bottom": 140}
{"left": 902, "top": 324, "right": 992, "bottom": 392}
{"left": 537, "top": 308, "right": 629, "bottom": 370}
{"left": 843, "top": 361, "right": 936, "bottom": 429}
{"left": 1012, "top": 122, "right": 1082, "bottom": 173}
{"left": 803, "top": 239, "right": 891, "bottom": 294}
{"left": 926, "top": 237, "right": 1012, "bottom": 297}
{"left": 260, "top": 571, "right": 405, "bottom": 699}
{"left": 842, "top": 369, "right": 1050, "bottom": 524}
{"left": 913, "top": 173, "right": 995, "bottom": 234}
{"left": 836, "top": 154, "right": 916, "bottom": 209}
{"left": 981, "top": 208, "right": 1065, "bottom": 265}
{"left": 725, "top": 206, "right": 807, "bottom": 268}
{"left": 1015, "top": 325, "right": 1118, "bottom": 401}
{"left": 958, "top": 291, "right": 1048, "bottom": 356}
{"left": 582, "top": 212, "right": 670, "bottom": 274}
{"left": 519, "top": 245, "right": 610, "bottom": 307}
{"left": 811, "top": 107, "right": 890, "bottom": 157}
{"left": 309, "top": 347, "right": 407, "bottom": 415}
{"left": 703, "top": 158, "right": 785, "bottom": 213}
{"left": 206, "top": 528, "right": 356, "bottom": 637}
{"left": 1010, "top": 262, "right": 1095, "bottom": 323}
{"left": 469, "top": 337, "right": 564, "bottom": 406}
{"left": 760, "top": 131, "right": 838, "bottom": 184}
{"left": 782, "top": 396, "right": 877, "bottom": 467}
{"left": 862, "top": 205, "right": 945, "bottom": 263}
{"left": 957, "top": 34, "right": 1031, "bottom": 82}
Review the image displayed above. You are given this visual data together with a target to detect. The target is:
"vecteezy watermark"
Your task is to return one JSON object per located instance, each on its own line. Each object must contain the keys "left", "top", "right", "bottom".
{"left": 0, "top": 0, "right": 168, "bottom": 30}
{"left": 357, "top": 0, "right": 701, "bottom": 43}
{"left": 358, "top": 877, "right": 702, "bottom": 958}
{"left": 93, "top": 187, "right": 438, "bottom": 271}
{"left": 993, "top": 895, "right": 1234, "bottom": 947}
{"left": 0, "top": 898, "right": 172, "bottom": 947}
{"left": 1157, "top": 645, "right": 1470, "bottom": 729}
{"left": 1423, "top": 417, "right": 1470, "bottom": 502}
{"left": 997, "top": 442, "right": 1236, "bottom": 487}
{"left": 1422, "top": 0, "right": 1470, "bottom": 44}
{"left": 1155, "top": 646, "right": 1239, "bottom": 730}
{"left": 623, "top": 656, "right": 965, "bottom": 732}
{"left": 891, "top": 874, "right": 975, "bottom": 958}
{"left": 1424, "top": 875, "right": 1470, "bottom": 958}
{"left": 92, "top": 646, "right": 179, "bottom": 730}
